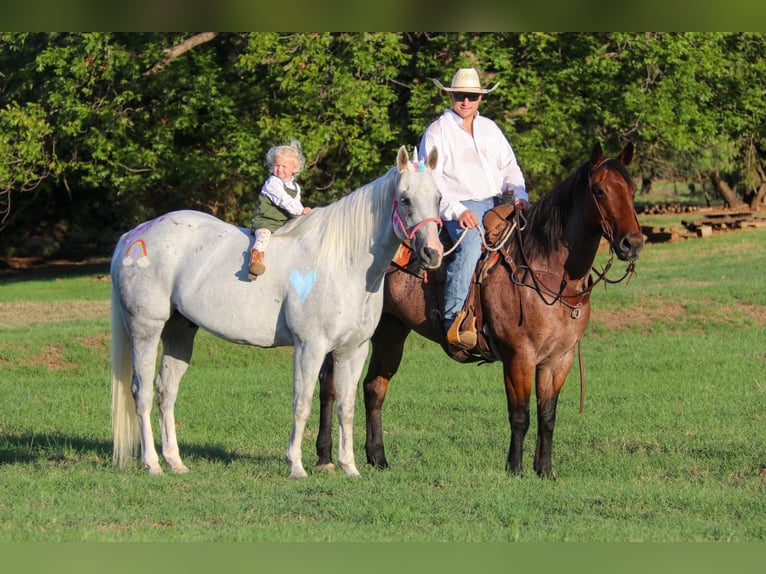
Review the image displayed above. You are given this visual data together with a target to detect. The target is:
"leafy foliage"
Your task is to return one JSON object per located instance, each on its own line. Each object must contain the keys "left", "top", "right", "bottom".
{"left": 2, "top": 33, "right": 765, "bottom": 255}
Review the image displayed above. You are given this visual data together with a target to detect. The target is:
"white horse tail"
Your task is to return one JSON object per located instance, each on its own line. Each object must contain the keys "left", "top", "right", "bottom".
{"left": 110, "top": 285, "right": 139, "bottom": 467}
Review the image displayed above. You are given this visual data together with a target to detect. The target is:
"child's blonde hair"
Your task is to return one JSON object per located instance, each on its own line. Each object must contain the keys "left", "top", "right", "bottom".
{"left": 266, "top": 139, "right": 305, "bottom": 175}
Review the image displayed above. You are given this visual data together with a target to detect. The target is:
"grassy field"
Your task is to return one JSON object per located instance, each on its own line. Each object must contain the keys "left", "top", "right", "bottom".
{"left": 0, "top": 226, "right": 765, "bottom": 543}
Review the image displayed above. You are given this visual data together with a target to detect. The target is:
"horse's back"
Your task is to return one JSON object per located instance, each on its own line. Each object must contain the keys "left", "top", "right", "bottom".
{"left": 382, "top": 258, "right": 589, "bottom": 362}
{"left": 110, "top": 210, "right": 259, "bottom": 334}
{"left": 114, "top": 209, "right": 239, "bottom": 260}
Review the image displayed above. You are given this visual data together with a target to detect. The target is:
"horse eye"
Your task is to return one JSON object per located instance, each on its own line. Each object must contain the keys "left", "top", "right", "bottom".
{"left": 592, "top": 186, "right": 606, "bottom": 198}
{"left": 400, "top": 197, "right": 412, "bottom": 207}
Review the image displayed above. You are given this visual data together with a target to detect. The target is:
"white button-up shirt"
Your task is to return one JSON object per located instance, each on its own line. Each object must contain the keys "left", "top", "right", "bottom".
{"left": 419, "top": 109, "right": 527, "bottom": 221}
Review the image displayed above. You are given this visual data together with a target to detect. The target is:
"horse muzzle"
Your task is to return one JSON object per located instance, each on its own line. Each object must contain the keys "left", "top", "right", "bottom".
{"left": 419, "top": 245, "right": 443, "bottom": 270}
{"left": 614, "top": 231, "right": 644, "bottom": 262}
{"left": 413, "top": 223, "right": 444, "bottom": 270}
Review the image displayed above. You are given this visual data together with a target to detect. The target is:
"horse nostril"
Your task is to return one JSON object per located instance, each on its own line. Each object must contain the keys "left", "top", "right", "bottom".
{"left": 422, "top": 246, "right": 442, "bottom": 268}
{"left": 620, "top": 234, "right": 644, "bottom": 260}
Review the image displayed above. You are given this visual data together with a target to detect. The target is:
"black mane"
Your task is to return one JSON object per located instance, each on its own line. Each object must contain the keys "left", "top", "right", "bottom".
{"left": 521, "top": 160, "right": 590, "bottom": 261}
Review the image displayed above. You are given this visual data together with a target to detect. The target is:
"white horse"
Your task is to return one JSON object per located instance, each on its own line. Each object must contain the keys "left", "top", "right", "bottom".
{"left": 110, "top": 146, "right": 442, "bottom": 478}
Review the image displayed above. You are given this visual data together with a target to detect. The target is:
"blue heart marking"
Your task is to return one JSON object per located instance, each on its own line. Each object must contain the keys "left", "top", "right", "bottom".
{"left": 289, "top": 269, "right": 316, "bottom": 303}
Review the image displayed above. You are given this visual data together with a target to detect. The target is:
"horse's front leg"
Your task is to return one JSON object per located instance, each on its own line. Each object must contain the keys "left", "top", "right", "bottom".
{"left": 533, "top": 357, "right": 573, "bottom": 479}
{"left": 363, "top": 315, "right": 411, "bottom": 468}
{"left": 332, "top": 342, "right": 371, "bottom": 478}
{"left": 533, "top": 394, "right": 560, "bottom": 479}
{"left": 503, "top": 355, "right": 533, "bottom": 476}
{"left": 315, "top": 353, "right": 336, "bottom": 472}
{"left": 286, "top": 344, "right": 326, "bottom": 478}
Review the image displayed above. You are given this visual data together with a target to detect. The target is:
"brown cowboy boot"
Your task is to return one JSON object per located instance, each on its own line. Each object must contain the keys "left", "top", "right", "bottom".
{"left": 247, "top": 248, "right": 266, "bottom": 279}
{"left": 446, "top": 309, "right": 478, "bottom": 351}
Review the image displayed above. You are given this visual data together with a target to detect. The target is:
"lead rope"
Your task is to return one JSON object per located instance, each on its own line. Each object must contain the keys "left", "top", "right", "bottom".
{"left": 442, "top": 214, "right": 520, "bottom": 258}
{"left": 578, "top": 339, "right": 585, "bottom": 414}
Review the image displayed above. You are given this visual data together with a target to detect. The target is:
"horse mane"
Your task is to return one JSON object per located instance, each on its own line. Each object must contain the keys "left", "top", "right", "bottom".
{"left": 275, "top": 168, "right": 396, "bottom": 270}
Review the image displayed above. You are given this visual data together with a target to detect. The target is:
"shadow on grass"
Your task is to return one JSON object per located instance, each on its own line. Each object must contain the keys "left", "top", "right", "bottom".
{"left": 0, "top": 431, "right": 277, "bottom": 468}
{"left": 0, "top": 258, "right": 112, "bottom": 283}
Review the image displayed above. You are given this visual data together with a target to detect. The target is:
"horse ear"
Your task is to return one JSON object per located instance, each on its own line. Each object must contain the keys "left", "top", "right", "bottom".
{"left": 426, "top": 147, "right": 438, "bottom": 170}
{"left": 396, "top": 145, "right": 410, "bottom": 171}
{"left": 619, "top": 142, "right": 634, "bottom": 166}
{"left": 590, "top": 142, "right": 604, "bottom": 166}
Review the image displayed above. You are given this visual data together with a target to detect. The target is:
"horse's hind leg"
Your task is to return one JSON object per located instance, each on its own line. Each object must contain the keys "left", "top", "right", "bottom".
{"left": 129, "top": 322, "right": 165, "bottom": 475}
{"left": 157, "top": 311, "right": 199, "bottom": 474}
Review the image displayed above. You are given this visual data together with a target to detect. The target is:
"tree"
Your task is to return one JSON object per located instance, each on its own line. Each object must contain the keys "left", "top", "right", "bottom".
{"left": 3, "top": 33, "right": 766, "bottom": 259}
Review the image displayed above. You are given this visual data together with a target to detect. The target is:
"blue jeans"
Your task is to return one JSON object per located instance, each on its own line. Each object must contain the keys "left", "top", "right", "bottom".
{"left": 443, "top": 198, "right": 496, "bottom": 329}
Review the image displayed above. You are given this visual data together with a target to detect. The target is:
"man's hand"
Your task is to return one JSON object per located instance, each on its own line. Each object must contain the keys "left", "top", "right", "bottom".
{"left": 457, "top": 209, "right": 479, "bottom": 229}
{"left": 514, "top": 199, "right": 529, "bottom": 211}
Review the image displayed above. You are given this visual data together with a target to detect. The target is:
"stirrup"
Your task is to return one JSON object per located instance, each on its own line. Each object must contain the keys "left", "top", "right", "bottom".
{"left": 446, "top": 310, "right": 477, "bottom": 350}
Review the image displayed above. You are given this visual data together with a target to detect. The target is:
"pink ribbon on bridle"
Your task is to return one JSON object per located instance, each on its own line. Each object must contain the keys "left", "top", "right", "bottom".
{"left": 392, "top": 193, "right": 442, "bottom": 240}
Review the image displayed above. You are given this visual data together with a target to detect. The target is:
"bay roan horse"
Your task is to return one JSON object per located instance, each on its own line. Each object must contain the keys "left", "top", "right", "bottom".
{"left": 110, "top": 146, "right": 443, "bottom": 478}
{"left": 317, "top": 142, "right": 643, "bottom": 478}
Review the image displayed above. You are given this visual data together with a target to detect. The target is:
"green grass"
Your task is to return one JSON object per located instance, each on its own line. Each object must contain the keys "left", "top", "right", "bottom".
{"left": 1, "top": 231, "right": 765, "bottom": 542}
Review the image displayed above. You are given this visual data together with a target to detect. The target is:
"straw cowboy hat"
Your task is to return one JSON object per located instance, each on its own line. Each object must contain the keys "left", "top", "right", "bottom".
{"left": 432, "top": 67, "right": 500, "bottom": 94}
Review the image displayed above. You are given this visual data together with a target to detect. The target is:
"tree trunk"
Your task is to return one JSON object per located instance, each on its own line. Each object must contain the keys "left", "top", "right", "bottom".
{"left": 748, "top": 161, "right": 766, "bottom": 210}
{"left": 708, "top": 170, "right": 741, "bottom": 208}
{"left": 752, "top": 183, "right": 766, "bottom": 210}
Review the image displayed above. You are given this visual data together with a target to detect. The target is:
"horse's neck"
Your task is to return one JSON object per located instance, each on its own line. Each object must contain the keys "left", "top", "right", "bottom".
{"left": 522, "top": 192, "right": 600, "bottom": 283}
{"left": 311, "top": 174, "right": 400, "bottom": 275}
{"left": 369, "top": 221, "right": 400, "bottom": 271}
{"left": 561, "top": 209, "right": 602, "bottom": 280}
{"left": 368, "top": 179, "right": 401, "bottom": 267}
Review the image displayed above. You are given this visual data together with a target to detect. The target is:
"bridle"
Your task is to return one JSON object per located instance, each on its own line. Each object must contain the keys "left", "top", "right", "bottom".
{"left": 391, "top": 186, "right": 442, "bottom": 241}
{"left": 509, "top": 158, "right": 639, "bottom": 309}
{"left": 586, "top": 158, "right": 639, "bottom": 286}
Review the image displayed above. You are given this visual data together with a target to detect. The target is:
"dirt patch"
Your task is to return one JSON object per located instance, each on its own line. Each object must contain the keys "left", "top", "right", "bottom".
{"left": 22, "top": 344, "right": 78, "bottom": 371}
{"left": 0, "top": 300, "right": 111, "bottom": 329}
{"left": 82, "top": 332, "right": 111, "bottom": 350}
{"left": 591, "top": 301, "right": 685, "bottom": 331}
{"left": 591, "top": 297, "right": 766, "bottom": 332}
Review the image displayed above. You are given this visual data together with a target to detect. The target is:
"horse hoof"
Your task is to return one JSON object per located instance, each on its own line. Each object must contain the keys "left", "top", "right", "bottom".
{"left": 288, "top": 468, "right": 309, "bottom": 479}
{"left": 339, "top": 464, "right": 361, "bottom": 478}
{"left": 171, "top": 465, "right": 190, "bottom": 475}
{"left": 145, "top": 465, "right": 164, "bottom": 476}
{"left": 505, "top": 463, "right": 524, "bottom": 478}
{"left": 315, "top": 463, "right": 336, "bottom": 474}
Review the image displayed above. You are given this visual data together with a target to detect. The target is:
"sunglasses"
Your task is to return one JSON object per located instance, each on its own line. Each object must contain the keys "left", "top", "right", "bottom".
{"left": 452, "top": 92, "right": 481, "bottom": 102}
